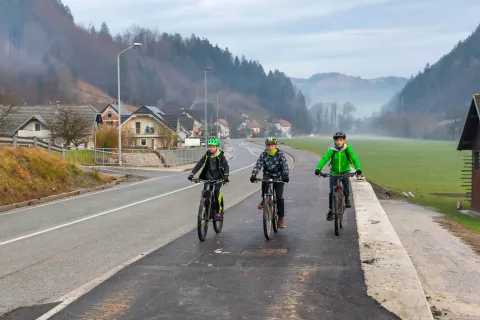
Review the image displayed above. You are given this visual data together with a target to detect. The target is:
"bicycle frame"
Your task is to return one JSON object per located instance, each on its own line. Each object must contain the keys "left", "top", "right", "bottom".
{"left": 193, "top": 179, "right": 223, "bottom": 216}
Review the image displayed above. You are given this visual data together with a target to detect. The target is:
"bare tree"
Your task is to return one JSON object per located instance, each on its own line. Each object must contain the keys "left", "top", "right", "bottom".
{"left": 445, "top": 106, "right": 465, "bottom": 140}
{"left": 48, "top": 107, "right": 93, "bottom": 147}
{"left": 156, "top": 124, "right": 176, "bottom": 149}
{"left": 0, "top": 105, "right": 16, "bottom": 132}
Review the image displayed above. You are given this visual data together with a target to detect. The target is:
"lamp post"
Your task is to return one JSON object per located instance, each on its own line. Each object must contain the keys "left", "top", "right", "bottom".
{"left": 118, "top": 42, "right": 142, "bottom": 164}
{"left": 216, "top": 92, "right": 221, "bottom": 138}
{"left": 204, "top": 67, "right": 211, "bottom": 146}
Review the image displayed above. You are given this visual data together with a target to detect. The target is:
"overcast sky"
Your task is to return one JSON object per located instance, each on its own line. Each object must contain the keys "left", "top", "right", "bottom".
{"left": 64, "top": 0, "right": 480, "bottom": 79}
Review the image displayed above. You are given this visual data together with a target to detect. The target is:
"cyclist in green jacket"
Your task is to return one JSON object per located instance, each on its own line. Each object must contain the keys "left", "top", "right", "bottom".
{"left": 314, "top": 132, "right": 362, "bottom": 221}
{"left": 188, "top": 138, "right": 229, "bottom": 220}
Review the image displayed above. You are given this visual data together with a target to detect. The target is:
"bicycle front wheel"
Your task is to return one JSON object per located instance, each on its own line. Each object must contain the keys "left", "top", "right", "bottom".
{"left": 332, "top": 192, "right": 340, "bottom": 236}
{"left": 197, "top": 200, "right": 209, "bottom": 241}
{"left": 263, "top": 198, "right": 273, "bottom": 240}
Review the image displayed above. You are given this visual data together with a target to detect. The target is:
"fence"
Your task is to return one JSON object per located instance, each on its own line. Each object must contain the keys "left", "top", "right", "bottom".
{"left": 0, "top": 134, "right": 208, "bottom": 168}
{"left": 156, "top": 147, "right": 206, "bottom": 167}
{"left": 0, "top": 136, "right": 63, "bottom": 153}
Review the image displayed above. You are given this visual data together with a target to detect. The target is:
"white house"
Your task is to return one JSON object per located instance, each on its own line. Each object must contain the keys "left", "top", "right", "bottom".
{"left": 215, "top": 119, "right": 230, "bottom": 138}
{"left": 275, "top": 119, "right": 292, "bottom": 138}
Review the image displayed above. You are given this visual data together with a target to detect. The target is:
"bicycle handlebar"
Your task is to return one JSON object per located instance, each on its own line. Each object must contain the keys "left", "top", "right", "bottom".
{"left": 192, "top": 179, "right": 224, "bottom": 184}
{"left": 319, "top": 172, "right": 357, "bottom": 178}
{"left": 254, "top": 178, "right": 285, "bottom": 183}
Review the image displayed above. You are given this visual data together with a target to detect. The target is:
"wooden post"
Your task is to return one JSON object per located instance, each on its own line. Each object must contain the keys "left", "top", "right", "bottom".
{"left": 33, "top": 137, "right": 38, "bottom": 147}
{"left": 13, "top": 135, "right": 17, "bottom": 149}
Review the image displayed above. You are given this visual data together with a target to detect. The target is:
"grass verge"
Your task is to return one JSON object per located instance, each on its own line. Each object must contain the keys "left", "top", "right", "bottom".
{"left": 284, "top": 136, "right": 480, "bottom": 236}
{"left": 0, "top": 146, "right": 114, "bottom": 206}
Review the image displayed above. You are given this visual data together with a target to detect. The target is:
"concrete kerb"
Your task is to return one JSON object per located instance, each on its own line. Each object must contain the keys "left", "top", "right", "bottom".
{"left": 351, "top": 177, "right": 434, "bottom": 319}
{"left": 0, "top": 182, "right": 118, "bottom": 214}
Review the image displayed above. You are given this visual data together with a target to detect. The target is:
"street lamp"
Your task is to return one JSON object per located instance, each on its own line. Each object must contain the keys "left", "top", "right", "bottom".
{"left": 216, "top": 92, "right": 221, "bottom": 138}
{"left": 118, "top": 42, "right": 141, "bottom": 164}
{"left": 204, "top": 67, "right": 212, "bottom": 146}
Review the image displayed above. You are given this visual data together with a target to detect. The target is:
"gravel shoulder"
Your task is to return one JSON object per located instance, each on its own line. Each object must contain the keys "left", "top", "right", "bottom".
{"left": 381, "top": 200, "right": 480, "bottom": 320}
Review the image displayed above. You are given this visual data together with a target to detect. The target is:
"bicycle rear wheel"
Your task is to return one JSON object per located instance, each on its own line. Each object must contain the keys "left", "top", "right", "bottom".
{"left": 263, "top": 197, "right": 273, "bottom": 240}
{"left": 197, "top": 200, "right": 209, "bottom": 241}
{"left": 332, "top": 192, "right": 340, "bottom": 236}
{"left": 338, "top": 193, "right": 344, "bottom": 229}
{"left": 213, "top": 199, "right": 224, "bottom": 234}
{"left": 272, "top": 200, "right": 279, "bottom": 233}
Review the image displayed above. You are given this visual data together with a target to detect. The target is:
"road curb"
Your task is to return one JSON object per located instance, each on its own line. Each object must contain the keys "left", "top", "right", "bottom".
{"left": 0, "top": 182, "right": 118, "bottom": 214}
{"left": 351, "top": 178, "right": 434, "bottom": 319}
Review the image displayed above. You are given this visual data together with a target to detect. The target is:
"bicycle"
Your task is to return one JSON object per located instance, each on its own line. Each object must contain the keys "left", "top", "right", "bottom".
{"left": 254, "top": 178, "right": 284, "bottom": 240}
{"left": 319, "top": 172, "right": 357, "bottom": 236}
{"left": 193, "top": 179, "right": 224, "bottom": 241}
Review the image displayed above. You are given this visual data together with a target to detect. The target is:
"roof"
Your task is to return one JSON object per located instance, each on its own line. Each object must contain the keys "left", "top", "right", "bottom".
{"left": 0, "top": 105, "right": 100, "bottom": 136}
{"left": 128, "top": 106, "right": 175, "bottom": 131}
{"left": 190, "top": 101, "right": 215, "bottom": 117}
{"left": 162, "top": 115, "right": 179, "bottom": 132}
{"left": 244, "top": 119, "right": 260, "bottom": 128}
{"left": 179, "top": 115, "right": 195, "bottom": 131}
{"left": 105, "top": 104, "right": 133, "bottom": 116}
{"left": 458, "top": 94, "right": 480, "bottom": 151}
{"left": 184, "top": 109, "right": 205, "bottom": 122}
{"left": 218, "top": 119, "right": 229, "bottom": 127}
{"left": 276, "top": 119, "right": 292, "bottom": 127}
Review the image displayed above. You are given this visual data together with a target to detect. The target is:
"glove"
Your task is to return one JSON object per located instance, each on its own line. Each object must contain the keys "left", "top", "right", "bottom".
{"left": 250, "top": 175, "right": 257, "bottom": 183}
{"left": 187, "top": 173, "right": 194, "bottom": 181}
{"left": 315, "top": 169, "right": 321, "bottom": 176}
{"left": 224, "top": 175, "right": 230, "bottom": 183}
{"left": 282, "top": 176, "right": 289, "bottom": 183}
{"left": 356, "top": 169, "right": 362, "bottom": 176}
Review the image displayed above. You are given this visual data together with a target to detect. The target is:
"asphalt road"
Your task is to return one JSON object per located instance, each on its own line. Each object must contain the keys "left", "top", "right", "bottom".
{"left": 0, "top": 140, "right": 265, "bottom": 318}
{"left": 0, "top": 141, "right": 397, "bottom": 320}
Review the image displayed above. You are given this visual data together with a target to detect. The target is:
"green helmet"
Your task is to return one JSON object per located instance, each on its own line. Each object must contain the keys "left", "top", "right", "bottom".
{"left": 265, "top": 137, "right": 277, "bottom": 145}
{"left": 207, "top": 137, "right": 220, "bottom": 146}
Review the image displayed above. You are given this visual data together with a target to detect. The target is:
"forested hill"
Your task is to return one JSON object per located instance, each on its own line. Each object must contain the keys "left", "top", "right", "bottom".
{"left": 384, "top": 23, "right": 480, "bottom": 114}
{"left": 0, "top": 0, "right": 312, "bottom": 133}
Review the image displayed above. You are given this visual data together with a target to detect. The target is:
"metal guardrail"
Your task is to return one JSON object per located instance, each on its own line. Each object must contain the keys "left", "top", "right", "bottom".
{"left": 157, "top": 148, "right": 206, "bottom": 167}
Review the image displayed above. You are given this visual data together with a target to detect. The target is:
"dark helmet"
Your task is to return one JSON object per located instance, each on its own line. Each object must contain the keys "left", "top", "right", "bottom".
{"left": 333, "top": 132, "right": 346, "bottom": 139}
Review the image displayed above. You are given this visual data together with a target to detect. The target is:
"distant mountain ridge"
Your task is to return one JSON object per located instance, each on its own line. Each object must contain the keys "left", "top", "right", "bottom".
{"left": 291, "top": 73, "right": 408, "bottom": 117}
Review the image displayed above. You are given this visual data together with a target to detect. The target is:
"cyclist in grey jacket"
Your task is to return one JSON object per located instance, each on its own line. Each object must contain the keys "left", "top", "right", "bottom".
{"left": 250, "top": 137, "right": 289, "bottom": 228}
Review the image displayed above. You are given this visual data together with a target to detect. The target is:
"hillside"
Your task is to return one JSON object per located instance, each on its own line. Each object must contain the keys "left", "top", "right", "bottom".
{"left": 0, "top": 146, "right": 112, "bottom": 206}
{"left": 0, "top": 0, "right": 312, "bottom": 134}
{"left": 384, "top": 23, "right": 480, "bottom": 115}
{"left": 291, "top": 73, "right": 407, "bottom": 117}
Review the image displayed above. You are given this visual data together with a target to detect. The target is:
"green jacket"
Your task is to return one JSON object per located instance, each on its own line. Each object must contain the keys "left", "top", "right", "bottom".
{"left": 315, "top": 143, "right": 361, "bottom": 175}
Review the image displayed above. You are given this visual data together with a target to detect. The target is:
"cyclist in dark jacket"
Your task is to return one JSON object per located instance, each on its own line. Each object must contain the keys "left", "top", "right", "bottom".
{"left": 250, "top": 137, "right": 289, "bottom": 228}
{"left": 188, "top": 138, "right": 229, "bottom": 220}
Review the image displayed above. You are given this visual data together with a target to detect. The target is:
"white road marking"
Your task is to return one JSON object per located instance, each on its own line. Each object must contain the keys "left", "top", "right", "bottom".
{"left": 0, "top": 164, "right": 254, "bottom": 247}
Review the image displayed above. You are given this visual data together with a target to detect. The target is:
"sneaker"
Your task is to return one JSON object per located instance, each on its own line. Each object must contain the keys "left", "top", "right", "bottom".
{"left": 258, "top": 200, "right": 264, "bottom": 210}
{"left": 278, "top": 217, "right": 286, "bottom": 228}
{"left": 345, "top": 197, "right": 352, "bottom": 208}
{"left": 326, "top": 210, "right": 334, "bottom": 221}
{"left": 214, "top": 212, "right": 224, "bottom": 221}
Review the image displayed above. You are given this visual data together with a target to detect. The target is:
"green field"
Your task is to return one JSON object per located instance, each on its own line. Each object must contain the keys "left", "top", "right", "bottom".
{"left": 285, "top": 136, "right": 480, "bottom": 232}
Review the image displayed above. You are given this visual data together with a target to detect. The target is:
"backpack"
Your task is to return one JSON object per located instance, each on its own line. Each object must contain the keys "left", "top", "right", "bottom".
{"left": 328, "top": 147, "right": 352, "bottom": 167}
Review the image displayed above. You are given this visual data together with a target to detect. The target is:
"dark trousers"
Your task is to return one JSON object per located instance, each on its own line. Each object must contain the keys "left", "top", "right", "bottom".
{"left": 328, "top": 171, "right": 350, "bottom": 210}
{"left": 261, "top": 174, "right": 285, "bottom": 217}
{"left": 203, "top": 182, "right": 224, "bottom": 212}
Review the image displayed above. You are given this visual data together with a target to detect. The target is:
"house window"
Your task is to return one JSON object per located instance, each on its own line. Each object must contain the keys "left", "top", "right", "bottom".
{"left": 136, "top": 122, "right": 141, "bottom": 134}
{"left": 141, "top": 138, "right": 147, "bottom": 146}
{"left": 107, "top": 113, "right": 112, "bottom": 118}
{"left": 35, "top": 123, "right": 41, "bottom": 131}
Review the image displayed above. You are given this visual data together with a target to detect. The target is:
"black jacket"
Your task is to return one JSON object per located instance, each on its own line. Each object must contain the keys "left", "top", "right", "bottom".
{"left": 191, "top": 150, "right": 229, "bottom": 180}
